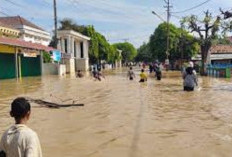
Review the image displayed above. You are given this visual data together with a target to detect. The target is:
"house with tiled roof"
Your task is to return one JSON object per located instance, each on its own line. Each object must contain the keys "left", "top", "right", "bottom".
{"left": 192, "top": 45, "right": 232, "bottom": 64}
{"left": 0, "top": 16, "right": 51, "bottom": 46}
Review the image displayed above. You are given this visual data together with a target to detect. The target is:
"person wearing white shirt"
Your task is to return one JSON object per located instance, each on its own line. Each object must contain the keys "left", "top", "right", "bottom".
{"left": 0, "top": 97, "right": 42, "bottom": 157}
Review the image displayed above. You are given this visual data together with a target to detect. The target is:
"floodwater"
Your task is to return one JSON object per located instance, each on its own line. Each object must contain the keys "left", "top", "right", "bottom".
{"left": 1, "top": 68, "right": 232, "bottom": 157}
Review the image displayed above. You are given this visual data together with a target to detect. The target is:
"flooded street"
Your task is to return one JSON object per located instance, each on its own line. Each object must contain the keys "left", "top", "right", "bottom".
{"left": 1, "top": 68, "right": 232, "bottom": 157}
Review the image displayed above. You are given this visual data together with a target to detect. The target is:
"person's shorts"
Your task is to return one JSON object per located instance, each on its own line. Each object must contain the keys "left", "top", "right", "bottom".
{"left": 184, "top": 86, "right": 194, "bottom": 91}
{"left": 129, "top": 77, "right": 133, "bottom": 80}
{"left": 139, "top": 79, "right": 145, "bottom": 82}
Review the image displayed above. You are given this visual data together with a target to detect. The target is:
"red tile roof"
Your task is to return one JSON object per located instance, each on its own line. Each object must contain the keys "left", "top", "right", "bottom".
{"left": 0, "top": 16, "right": 45, "bottom": 31}
{"left": 210, "top": 45, "right": 232, "bottom": 54}
{"left": 0, "top": 37, "right": 54, "bottom": 52}
{"left": 0, "top": 21, "right": 14, "bottom": 29}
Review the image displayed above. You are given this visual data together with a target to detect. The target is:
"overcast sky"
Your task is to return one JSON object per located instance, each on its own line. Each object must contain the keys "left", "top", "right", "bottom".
{"left": 0, "top": 0, "right": 232, "bottom": 47}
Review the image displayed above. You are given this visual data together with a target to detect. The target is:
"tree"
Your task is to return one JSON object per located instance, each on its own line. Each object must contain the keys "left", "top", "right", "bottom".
{"left": 220, "top": 9, "right": 232, "bottom": 19}
{"left": 135, "top": 42, "right": 152, "bottom": 62}
{"left": 42, "top": 51, "right": 52, "bottom": 63}
{"left": 149, "top": 22, "right": 199, "bottom": 62}
{"left": 113, "top": 42, "right": 137, "bottom": 63}
{"left": 181, "top": 11, "right": 223, "bottom": 75}
{"left": 213, "top": 36, "right": 232, "bottom": 45}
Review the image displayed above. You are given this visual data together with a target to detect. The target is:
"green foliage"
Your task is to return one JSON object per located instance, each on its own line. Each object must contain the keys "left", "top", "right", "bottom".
{"left": 213, "top": 36, "right": 232, "bottom": 45}
{"left": 148, "top": 22, "right": 199, "bottom": 62}
{"left": 113, "top": 42, "right": 137, "bottom": 63}
{"left": 135, "top": 42, "right": 152, "bottom": 62}
{"left": 59, "top": 18, "right": 88, "bottom": 35}
{"left": 42, "top": 51, "right": 52, "bottom": 63}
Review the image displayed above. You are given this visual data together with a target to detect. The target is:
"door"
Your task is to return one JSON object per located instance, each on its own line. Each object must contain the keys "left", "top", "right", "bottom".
{"left": 0, "top": 53, "right": 16, "bottom": 79}
{"left": 20, "top": 55, "right": 41, "bottom": 77}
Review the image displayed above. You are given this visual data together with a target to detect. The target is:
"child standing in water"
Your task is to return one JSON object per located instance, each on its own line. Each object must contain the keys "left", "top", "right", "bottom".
{"left": 127, "top": 67, "right": 135, "bottom": 80}
{"left": 0, "top": 97, "right": 42, "bottom": 157}
{"left": 139, "top": 69, "right": 147, "bottom": 82}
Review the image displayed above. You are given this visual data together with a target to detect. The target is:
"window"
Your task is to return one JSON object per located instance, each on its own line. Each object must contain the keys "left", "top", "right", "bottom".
{"left": 74, "top": 41, "right": 77, "bottom": 57}
{"left": 80, "top": 42, "right": 84, "bottom": 58}
{"left": 64, "top": 39, "right": 68, "bottom": 53}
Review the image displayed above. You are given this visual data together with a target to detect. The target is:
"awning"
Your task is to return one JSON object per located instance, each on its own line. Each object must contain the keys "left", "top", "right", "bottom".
{"left": 0, "top": 37, "right": 54, "bottom": 52}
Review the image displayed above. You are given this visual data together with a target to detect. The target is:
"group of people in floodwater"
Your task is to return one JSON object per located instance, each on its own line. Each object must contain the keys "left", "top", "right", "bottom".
{"left": 0, "top": 61, "right": 199, "bottom": 157}
{"left": 76, "top": 66, "right": 105, "bottom": 81}
{"left": 128, "top": 61, "right": 198, "bottom": 91}
{"left": 128, "top": 62, "right": 163, "bottom": 82}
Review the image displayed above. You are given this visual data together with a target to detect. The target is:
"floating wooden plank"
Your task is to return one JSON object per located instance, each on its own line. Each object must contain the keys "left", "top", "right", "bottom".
{"left": 26, "top": 98, "right": 84, "bottom": 109}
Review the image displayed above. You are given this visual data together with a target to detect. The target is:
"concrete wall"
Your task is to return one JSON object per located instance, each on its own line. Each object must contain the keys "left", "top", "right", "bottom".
{"left": 70, "top": 58, "right": 75, "bottom": 75}
{"left": 58, "top": 64, "right": 66, "bottom": 76}
{"left": 42, "top": 63, "right": 58, "bottom": 75}
{"left": 63, "top": 58, "right": 76, "bottom": 75}
{"left": 75, "top": 58, "right": 89, "bottom": 71}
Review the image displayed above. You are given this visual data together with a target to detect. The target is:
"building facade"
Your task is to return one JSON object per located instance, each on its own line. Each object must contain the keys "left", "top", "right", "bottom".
{"left": 0, "top": 16, "right": 51, "bottom": 46}
{"left": 57, "top": 30, "right": 90, "bottom": 74}
{"left": 192, "top": 45, "right": 232, "bottom": 64}
{"left": 0, "top": 37, "right": 53, "bottom": 79}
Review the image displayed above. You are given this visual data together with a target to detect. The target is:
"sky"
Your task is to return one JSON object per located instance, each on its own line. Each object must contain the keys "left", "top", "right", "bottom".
{"left": 0, "top": 0, "right": 232, "bottom": 47}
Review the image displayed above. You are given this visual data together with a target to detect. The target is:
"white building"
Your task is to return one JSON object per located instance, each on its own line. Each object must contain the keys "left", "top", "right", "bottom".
{"left": 57, "top": 30, "right": 90, "bottom": 74}
{"left": 0, "top": 16, "right": 51, "bottom": 46}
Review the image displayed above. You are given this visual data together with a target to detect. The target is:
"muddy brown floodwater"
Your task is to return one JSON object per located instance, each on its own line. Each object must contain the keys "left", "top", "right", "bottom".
{"left": 1, "top": 68, "right": 232, "bottom": 157}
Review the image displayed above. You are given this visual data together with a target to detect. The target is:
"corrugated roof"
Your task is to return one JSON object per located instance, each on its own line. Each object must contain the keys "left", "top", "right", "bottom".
{"left": 0, "top": 16, "right": 45, "bottom": 31}
{"left": 0, "top": 37, "right": 54, "bottom": 52}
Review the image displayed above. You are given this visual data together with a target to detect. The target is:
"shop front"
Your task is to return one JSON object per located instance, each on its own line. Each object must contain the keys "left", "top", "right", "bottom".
{"left": 0, "top": 37, "right": 53, "bottom": 80}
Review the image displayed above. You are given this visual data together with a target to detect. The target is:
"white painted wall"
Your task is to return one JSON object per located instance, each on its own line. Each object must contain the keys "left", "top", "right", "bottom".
{"left": 57, "top": 30, "right": 90, "bottom": 72}
{"left": 17, "top": 25, "right": 51, "bottom": 46}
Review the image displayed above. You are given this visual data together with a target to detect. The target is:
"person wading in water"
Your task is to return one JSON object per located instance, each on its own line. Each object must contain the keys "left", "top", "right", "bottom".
{"left": 139, "top": 69, "right": 148, "bottom": 83}
{"left": 0, "top": 97, "right": 42, "bottom": 157}
{"left": 155, "top": 63, "right": 162, "bottom": 80}
{"left": 182, "top": 67, "right": 198, "bottom": 91}
{"left": 127, "top": 67, "right": 135, "bottom": 80}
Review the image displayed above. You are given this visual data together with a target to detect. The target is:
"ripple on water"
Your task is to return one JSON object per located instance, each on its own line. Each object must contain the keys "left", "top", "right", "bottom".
{"left": 1, "top": 71, "right": 232, "bottom": 156}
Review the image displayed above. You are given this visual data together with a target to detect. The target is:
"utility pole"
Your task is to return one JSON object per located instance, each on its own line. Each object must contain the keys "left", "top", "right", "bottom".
{"left": 164, "top": 0, "right": 172, "bottom": 67}
{"left": 53, "top": 0, "right": 58, "bottom": 48}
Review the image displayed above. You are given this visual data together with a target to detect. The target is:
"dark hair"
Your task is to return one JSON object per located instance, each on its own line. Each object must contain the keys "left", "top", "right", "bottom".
{"left": 78, "top": 70, "right": 81, "bottom": 72}
{"left": 130, "top": 67, "right": 132, "bottom": 70}
{"left": 141, "top": 69, "right": 144, "bottom": 72}
{"left": 186, "top": 67, "right": 193, "bottom": 75}
{"left": 10, "top": 97, "right": 31, "bottom": 119}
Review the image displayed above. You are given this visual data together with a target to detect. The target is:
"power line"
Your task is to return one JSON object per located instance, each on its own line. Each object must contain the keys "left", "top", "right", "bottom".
{"left": 172, "top": 0, "right": 212, "bottom": 14}
{"left": 3, "top": 0, "right": 54, "bottom": 18}
{"left": 66, "top": 0, "right": 152, "bottom": 23}
{"left": 2, "top": 0, "right": 55, "bottom": 30}
{"left": 0, "top": 11, "right": 10, "bottom": 16}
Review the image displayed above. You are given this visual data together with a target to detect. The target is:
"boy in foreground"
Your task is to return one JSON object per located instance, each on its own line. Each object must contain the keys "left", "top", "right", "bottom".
{"left": 0, "top": 97, "right": 42, "bottom": 157}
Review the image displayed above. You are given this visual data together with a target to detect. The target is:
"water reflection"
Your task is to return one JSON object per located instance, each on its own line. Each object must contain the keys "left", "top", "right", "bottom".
{"left": 1, "top": 69, "right": 232, "bottom": 157}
